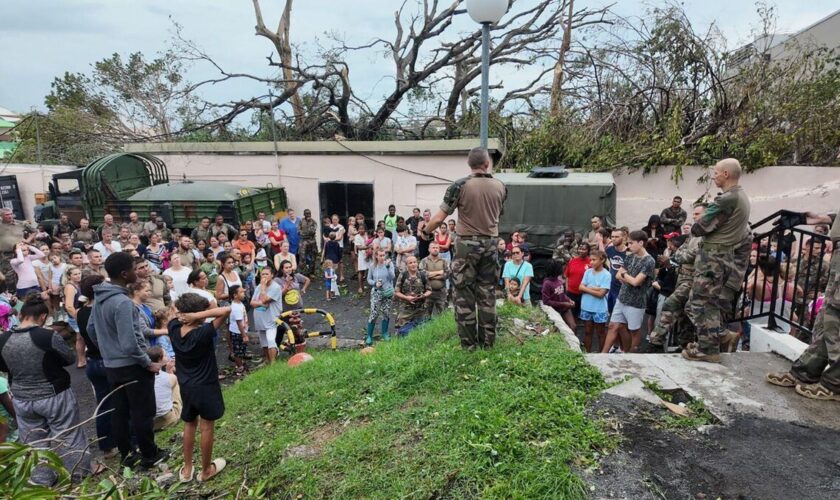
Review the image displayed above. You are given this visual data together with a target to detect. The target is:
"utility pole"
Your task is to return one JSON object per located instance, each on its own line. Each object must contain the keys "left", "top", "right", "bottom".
{"left": 34, "top": 111, "right": 45, "bottom": 192}
{"left": 268, "top": 89, "right": 281, "bottom": 183}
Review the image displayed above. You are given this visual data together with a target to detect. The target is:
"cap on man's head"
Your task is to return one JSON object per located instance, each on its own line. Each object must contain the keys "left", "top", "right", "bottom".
{"left": 663, "top": 232, "right": 681, "bottom": 240}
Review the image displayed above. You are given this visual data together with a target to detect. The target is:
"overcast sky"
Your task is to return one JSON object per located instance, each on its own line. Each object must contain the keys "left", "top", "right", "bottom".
{"left": 2, "top": 0, "right": 837, "bottom": 116}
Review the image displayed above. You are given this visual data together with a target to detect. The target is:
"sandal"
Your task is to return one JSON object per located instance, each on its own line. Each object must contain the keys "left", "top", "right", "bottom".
{"left": 198, "top": 458, "right": 226, "bottom": 482}
{"left": 680, "top": 343, "right": 721, "bottom": 363}
{"left": 766, "top": 371, "right": 797, "bottom": 387}
{"left": 179, "top": 464, "right": 195, "bottom": 483}
{"left": 794, "top": 382, "right": 840, "bottom": 401}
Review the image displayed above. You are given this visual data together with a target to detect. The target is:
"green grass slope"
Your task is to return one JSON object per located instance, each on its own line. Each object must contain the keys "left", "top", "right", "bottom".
{"left": 192, "top": 305, "right": 609, "bottom": 498}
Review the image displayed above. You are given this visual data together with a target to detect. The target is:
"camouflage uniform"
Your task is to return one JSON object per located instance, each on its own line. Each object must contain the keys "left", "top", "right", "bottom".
{"left": 552, "top": 238, "right": 577, "bottom": 273}
{"left": 660, "top": 206, "right": 688, "bottom": 234}
{"left": 420, "top": 255, "right": 450, "bottom": 316}
{"left": 788, "top": 213, "right": 840, "bottom": 392}
{"left": 649, "top": 235, "right": 700, "bottom": 346}
{"left": 395, "top": 271, "right": 431, "bottom": 327}
{"left": 298, "top": 217, "right": 319, "bottom": 276}
{"left": 438, "top": 171, "right": 506, "bottom": 349}
{"left": 686, "top": 185, "right": 751, "bottom": 356}
{"left": 0, "top": 220, "right": 29, "bottom": 290}
{"left": 720, "top": 234, "right": 753, "bottom": 325}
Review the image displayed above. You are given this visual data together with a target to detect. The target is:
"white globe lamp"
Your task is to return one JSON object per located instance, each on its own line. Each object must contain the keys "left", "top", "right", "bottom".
{"left": 466, "top": 0, "right": 509, "bottom": 24}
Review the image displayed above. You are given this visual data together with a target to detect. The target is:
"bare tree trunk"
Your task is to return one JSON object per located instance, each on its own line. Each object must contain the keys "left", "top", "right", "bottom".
{"left": 252, "top": 0, "right": 305, "bottom": 128}
{"left": 549, "top": 0, "right": 574, "bottom": 117}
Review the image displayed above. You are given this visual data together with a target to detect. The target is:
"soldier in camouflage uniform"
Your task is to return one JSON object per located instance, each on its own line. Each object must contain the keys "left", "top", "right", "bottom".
{"left": 648, "top": 204, "right": 706, "bottom": 351}
{"left": 767, "top": 210, "right": 840, "bottom": 401}
{"left": 421, "top": 148, "right": 507, "bottom": 349}
{"left": 683, "top": 159, "right": 751, "bottom": 363}
{"left": 298, "top": 209, "right": 319, "bottom": 276}
{"left": 0, "top": 208, "right": 34, "bottom": 291}
{"left": 394, "top": 256, "right": 432, "bottom": 329}
{"left": 552, "top": 229, "right": 579, "bottom": 273}
{"left": 420, "top": 242, "right": 450, "bottom": 316}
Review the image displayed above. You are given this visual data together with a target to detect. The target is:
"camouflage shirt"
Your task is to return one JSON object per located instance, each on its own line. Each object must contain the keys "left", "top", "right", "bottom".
{"left": 396, "top": 271, "right": 431, "bottom": 312}
{"left": 823, "top": 212, "right": 840, "bottom": 307}
{"left": 691, "top": 185, "right": 750, "bottom": 246}
{"left": 673, "top": 236, "right": 701, "bottom": 280}
{"left": 660, "top": 206, "right": 687, "bottom": 233}
{"left": 299, "top": 218, "right": 318, "bottom": 240}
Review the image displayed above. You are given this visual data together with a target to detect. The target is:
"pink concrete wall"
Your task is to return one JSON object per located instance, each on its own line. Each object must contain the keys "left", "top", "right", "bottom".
{"left": 615, "top": 166, "right": 840, "bottom": 231}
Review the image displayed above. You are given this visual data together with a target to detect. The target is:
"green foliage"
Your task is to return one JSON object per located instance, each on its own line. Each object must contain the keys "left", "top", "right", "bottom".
{"left": 505, "top": 7, "right": 840, "bottom": 174}
{"left": 0, "top": 441, "right": 68, "bottom": 498}
{"left": 156, "top": 307, "right": 612, "bottom": 498}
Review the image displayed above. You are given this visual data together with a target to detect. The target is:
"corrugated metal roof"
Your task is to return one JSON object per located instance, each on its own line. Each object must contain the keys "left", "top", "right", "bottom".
{"left": 495, "top": 171, "right": 615, "bottom": 186}
{"left": 124, "top": 138, "right": 503, "bottom": 155}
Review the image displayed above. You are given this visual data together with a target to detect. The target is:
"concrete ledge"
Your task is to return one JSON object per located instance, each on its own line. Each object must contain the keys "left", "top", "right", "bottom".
{"left": 539, "top": 303, "right": 581, "bottom": 353}
{"left": 748, "top": 320, "right": 808, "bottom": 362}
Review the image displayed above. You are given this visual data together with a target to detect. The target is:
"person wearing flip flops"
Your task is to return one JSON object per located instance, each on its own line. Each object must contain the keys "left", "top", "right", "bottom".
{"left": 682, "top": 158, "right": 751, "bottom": 363}
{"left": 170, "top": 293, "right": 231, "bottom": 482}
{"left": 767, "top": 210, "right": 840, "bottom": 402}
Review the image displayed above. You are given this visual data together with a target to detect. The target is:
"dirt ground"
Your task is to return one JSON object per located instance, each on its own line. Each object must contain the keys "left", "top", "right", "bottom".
{"left": 584, "top": 394, "right": 840, "bottom": 500}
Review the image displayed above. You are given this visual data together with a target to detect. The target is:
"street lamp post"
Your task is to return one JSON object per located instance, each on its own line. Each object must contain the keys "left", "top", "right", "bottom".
{"left": 466, "top": 0, "right": 509, "bottom": 149}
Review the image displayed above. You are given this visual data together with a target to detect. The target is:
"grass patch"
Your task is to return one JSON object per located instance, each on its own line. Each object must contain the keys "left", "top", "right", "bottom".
{"left": 165, "top": 303, "right": 610, "bottom": 498}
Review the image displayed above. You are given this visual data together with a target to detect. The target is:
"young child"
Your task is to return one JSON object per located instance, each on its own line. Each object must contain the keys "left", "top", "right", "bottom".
{"left": 148, "top": 346, "right": 181, "bottom": 431}
{"left": 323, "top": 259, "right": 337, "bottom": 301}
{"left": 162, "top": 274, "right": 175, "bottom": 302}
{"left": 47, "top": 253, "right": 67, "bottom": 319}
{"left": 255, "top": 245, "right": 268, "bottom": 272}
{"left": 169, "top": 292, "right": 231, "bottom": 483}
{"left": 0, "top": 274, "right": 18, "bottom": 332}
{"left": 228, "top": 285, "right": 249, "bottom": 376}
{"left": 153, "top": 308, "right": 176, "bottom": 359}
{"left": 578, "top": 249, "right": 612, "bottom": 353}
{"left": 506, "top": 278, "right": 523, "bottom": 306}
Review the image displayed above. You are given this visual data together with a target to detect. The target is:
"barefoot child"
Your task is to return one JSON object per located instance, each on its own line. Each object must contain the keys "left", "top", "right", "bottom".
{"left": 170, "top": 293, "right": 231, "bottom": 483}
{"left": 578, "top": 250, "right": 612, "bottom": 352}
{"left": 228, "top": 285, "right": 249, "bottom": 376}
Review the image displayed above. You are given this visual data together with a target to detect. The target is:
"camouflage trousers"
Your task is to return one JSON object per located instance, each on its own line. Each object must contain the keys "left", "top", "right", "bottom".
{"left": 0, "top": 251, "right": 16, "bottom": 291}
{"left": 649, "top": 279, "right": 692, "bottom": 346}
{"left": 396, "top": 301, "right": 427, "bottom": 327}
{"left": 298, "top": 239, "right": 319, "bottom": 275}
{"left": 451, "top": 237, "right": 499, "bottom": 349}
{"left": 426, "top": 288, "right": 448, "bottom": 317}
{"left": 686, "top": 243, "right": 740, "bottom": 355}
{"left": 790, "top": 303, "right": 840, "bottom": 392}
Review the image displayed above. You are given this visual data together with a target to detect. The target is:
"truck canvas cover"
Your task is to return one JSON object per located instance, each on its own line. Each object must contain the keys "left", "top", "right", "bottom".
{"left": 495, "top": 171, "right": 616, "bottom": 254}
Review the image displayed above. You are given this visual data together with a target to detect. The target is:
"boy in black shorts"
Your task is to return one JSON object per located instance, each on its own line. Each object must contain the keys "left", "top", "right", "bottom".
{"left": 169, "top": 292, "right": 231, "bottom": 483}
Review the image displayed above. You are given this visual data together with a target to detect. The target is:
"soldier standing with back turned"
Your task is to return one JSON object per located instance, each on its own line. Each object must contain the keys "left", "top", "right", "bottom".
{"left": 682, "top": 158, "right": 751, "bottom": 363}
{"left": 420, "top": 148, "right": 506, "bottom": 349}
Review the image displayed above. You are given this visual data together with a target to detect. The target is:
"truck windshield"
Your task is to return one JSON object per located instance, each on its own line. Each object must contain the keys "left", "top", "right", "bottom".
{"left": 56, "top": 178, "right": 80, "bottom": 195}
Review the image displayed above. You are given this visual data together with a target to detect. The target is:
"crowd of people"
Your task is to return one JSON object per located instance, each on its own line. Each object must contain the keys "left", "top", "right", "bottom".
{"left": 0, "top": 201, "right": 468, "bottom": 484}
{"left": 0, "top": 152, "right": 838, "bottom": 488}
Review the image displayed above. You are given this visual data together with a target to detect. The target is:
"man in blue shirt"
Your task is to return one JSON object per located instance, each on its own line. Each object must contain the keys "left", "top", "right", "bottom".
{"left": 279, "top": 209, "right": 301, "bottom": 255}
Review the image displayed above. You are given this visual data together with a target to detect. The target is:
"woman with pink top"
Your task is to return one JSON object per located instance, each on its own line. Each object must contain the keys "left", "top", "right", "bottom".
{"left": 10, "top": 242, "right": 45, "bottom": 299}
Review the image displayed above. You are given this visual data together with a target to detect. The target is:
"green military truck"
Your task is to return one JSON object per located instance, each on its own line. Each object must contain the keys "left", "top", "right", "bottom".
{"left": 37, "top": 153, "right": 287, "bottom": 231}
{"left": 496, "top": 167, "right": 617, "bottom": 296}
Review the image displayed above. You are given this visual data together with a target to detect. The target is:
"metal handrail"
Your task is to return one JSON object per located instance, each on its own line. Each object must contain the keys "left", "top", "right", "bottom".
{"left": 736, "top": 210, "right": 831, "bottom": 339}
